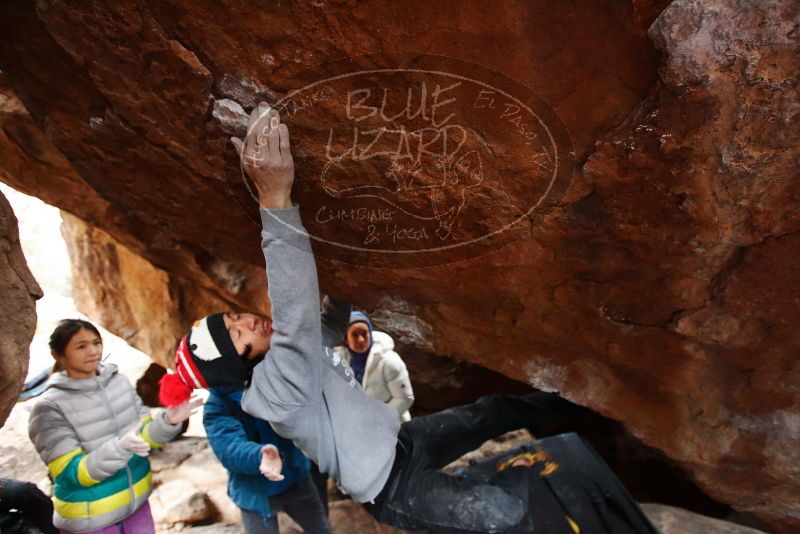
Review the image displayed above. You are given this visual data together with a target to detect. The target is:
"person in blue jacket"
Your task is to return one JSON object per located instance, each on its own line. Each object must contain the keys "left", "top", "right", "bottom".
{"left": 203, "top": 387, "right": 332, "bottom": 534}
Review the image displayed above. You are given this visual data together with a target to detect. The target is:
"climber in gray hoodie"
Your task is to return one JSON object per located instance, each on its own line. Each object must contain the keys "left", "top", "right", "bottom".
{"left": 161, "top": 103, "right": 578, "bottom": 533}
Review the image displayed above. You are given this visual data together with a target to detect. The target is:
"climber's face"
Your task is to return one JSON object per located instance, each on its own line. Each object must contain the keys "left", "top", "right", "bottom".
{"left": 223, "top": 312, "right": 273, "bottom": 359}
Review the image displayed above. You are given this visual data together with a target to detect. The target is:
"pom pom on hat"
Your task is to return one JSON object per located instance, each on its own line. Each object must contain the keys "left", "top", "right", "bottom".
{"left": 158, "top": 314, "right": 262, "bottom": 407}
{"left": 159, "top": 372, "right": 192, "bottom": 407}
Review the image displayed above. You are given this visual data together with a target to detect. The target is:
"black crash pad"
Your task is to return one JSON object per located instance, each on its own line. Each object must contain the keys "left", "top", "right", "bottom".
{"left": 454, "top": 433, "right": 659, "bottom": 534}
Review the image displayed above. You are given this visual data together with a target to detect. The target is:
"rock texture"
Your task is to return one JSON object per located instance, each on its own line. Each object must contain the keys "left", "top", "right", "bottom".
{"left": 575, "top": 2, "right": 800, "bottom": 530}
{"left": 148, "top": 436, "right": 241, "bottom": 527}
{"left": 60, "top": 213, "right": 236, "bottom": 367}
{"left": 641, "top": 504, "right": 766, "bottom": 534}
{"left": 327, "top": 500, "right": 415, "bottom": 534}
{"left": 0, "top": 190, "right": 42, "bottom": 427}
{"left": 152, "top": 479, "right": 217, "bottom": 526}
{"left": 0, "top": 0, "right": 797, "bottom": 530}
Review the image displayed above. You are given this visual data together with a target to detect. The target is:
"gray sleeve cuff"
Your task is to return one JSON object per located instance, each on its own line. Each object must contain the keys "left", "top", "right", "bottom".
{"left": 146, "top": 411, "right": 182, "bottom": 444}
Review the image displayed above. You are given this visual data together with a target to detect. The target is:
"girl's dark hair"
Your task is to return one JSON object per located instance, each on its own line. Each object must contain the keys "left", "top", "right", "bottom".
{"left": 49, "top": 319, "right": 102, "bottom": 356}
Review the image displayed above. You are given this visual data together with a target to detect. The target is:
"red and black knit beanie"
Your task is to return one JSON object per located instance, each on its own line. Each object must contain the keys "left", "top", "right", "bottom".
{"left": 158, "top": 313, "right": 258, "bottom": 407}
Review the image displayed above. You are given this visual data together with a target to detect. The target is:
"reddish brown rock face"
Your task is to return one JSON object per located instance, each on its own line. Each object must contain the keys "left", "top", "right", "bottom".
{"left": 0, "top": 191, "right": 42, "bottom": 427}
{"left": 0, "top": 0, "right": 797, "bottom": 530}
{"left": 60, "top": 213, "right": 238, "bottom": 369}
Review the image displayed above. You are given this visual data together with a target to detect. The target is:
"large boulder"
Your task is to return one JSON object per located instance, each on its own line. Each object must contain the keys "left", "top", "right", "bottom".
{"left": 576, "top": 2, "right": 800, "bottom": 529}
{"left": 0, "top": 190, "right": 42, "bottom": 427}
{"left": 0, "top": 0, "right": 797, "bottom": 530}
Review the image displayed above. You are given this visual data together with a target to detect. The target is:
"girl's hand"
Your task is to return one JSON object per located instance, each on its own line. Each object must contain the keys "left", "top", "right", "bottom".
{"left": 116, "top": 423, "right": 150, "bottom": 457}
{"left": 165, "top": 396, "right": 204, "bottom": 425}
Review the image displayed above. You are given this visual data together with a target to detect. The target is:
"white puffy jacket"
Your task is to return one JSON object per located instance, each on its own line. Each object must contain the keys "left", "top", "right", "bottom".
{"left": 336, "top": 330, "right": 415, "bottom": 422}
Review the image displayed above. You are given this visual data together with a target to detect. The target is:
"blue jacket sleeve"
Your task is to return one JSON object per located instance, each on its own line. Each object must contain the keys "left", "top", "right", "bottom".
{"left": 203, "top": 394, "right": 263, "bottom": 476}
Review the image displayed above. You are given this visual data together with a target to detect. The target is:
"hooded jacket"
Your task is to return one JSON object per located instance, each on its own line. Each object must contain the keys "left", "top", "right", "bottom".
{"left": 335, "top": 331, "right": 415, "bottom": 422}
{"left": 203, "top": 388, "right": 312, "bottom": 519}
{"left": 28, "top": 364, "right": 181, "bottom": 532}
{"left": 242, "top": 206, "right": 401, "bottom": 503}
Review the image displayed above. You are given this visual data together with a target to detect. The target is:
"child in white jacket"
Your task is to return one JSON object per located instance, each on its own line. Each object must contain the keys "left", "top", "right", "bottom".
{"left": 335, "top": 311, "right": 414, "bottom": 422}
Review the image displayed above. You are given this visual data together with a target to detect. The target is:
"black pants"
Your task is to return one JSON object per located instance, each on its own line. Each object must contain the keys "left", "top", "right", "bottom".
{"left": 241, "top": 475, "right": 332, "bottom": 534}
{"left": 366, "top": 393, "right": 579, "bottom": 534}
{"left": 309, "top": 462, "right": 329, "bottom": 515}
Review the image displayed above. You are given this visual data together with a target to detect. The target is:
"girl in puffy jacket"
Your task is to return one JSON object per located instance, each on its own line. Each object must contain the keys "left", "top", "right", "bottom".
{"left": 28, "top": 319, "right": 200, "bottom": 533}
{"left": 335, "top": 311, "right": 415, "bottom": 422}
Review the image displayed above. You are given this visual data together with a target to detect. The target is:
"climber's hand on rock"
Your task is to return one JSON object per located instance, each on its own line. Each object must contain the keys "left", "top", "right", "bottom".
{"left": 259, "top": 444, "right": 284, "bottom": 481}
{"left": 231, "top": 102, "right": 294, "bottom": 210}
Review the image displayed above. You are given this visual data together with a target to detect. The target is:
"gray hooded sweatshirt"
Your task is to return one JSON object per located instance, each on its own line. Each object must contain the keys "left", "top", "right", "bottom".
{"left": 242, "top": 206, "right": 400, "bottom": 503}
